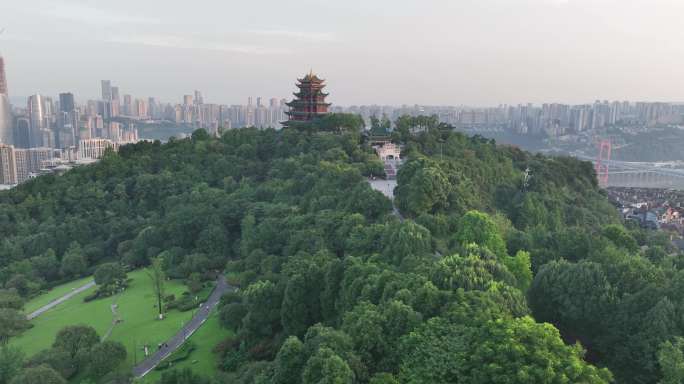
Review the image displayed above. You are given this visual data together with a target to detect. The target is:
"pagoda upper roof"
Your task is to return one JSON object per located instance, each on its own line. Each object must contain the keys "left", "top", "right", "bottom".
{"left": 294, "top": 82, "right": 326, "bottom": 88}
{"left": 297, "top": 70, "right": 325, "bottom": 83}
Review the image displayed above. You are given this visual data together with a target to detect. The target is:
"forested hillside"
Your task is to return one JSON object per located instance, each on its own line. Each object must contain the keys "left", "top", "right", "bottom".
{"left": 0, "top": 115, "right": 682, "bottom": 383}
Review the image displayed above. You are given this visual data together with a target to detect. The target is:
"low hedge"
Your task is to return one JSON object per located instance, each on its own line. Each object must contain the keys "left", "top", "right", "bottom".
{"left": 154, "top": 341, "right": 197, "bottom": 371}
{"left": 166, "top": 286, "right": 213, "bottom": 312}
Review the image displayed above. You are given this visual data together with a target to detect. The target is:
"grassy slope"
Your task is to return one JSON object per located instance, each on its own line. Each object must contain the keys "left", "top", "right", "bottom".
{"left": 10, "top": 269, "right": 196, "bottom": 372}
{"left": 138, "top": 312, "right": 233, "bottom": 383}
{"left": 24, "top": 276, "right": 95, "bottom": 314}
{"left": 11, "top": 285, "right": 110, "bottom": 357}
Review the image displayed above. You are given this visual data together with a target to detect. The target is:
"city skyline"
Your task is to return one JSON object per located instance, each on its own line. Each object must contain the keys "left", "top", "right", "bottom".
{"left": 2, "top": 0, "right": 684, "bottom": 106}
{"left": 6, "top": 77, "right": 684, "bottom": 111}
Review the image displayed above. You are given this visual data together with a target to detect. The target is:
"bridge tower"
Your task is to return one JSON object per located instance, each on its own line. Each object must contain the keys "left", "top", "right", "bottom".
{"left": 595, "top": 139, "right": 611, "bottom": 187}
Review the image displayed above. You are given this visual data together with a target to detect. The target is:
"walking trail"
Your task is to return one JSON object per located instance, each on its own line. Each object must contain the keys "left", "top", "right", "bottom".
{"left": 131, "top": 275, "right": 233, "bottom": 378}
{"left": 101, "top": 298, "right": 122, "bottom": 341}
{"left": 368, "top": 155, "right": 404, "bottom": 221}
{"left": 368, "top": 160, "right": 442, "bottom": 257}
{"left": 27, "top": 280, "right": 96, "bottom": 320}
{"left": 368, "top": 178, "right": 404, "bottom": 221}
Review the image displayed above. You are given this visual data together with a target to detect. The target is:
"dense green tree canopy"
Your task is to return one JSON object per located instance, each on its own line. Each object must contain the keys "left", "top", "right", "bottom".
{"left": 93, "top": 263, "right": 127, "bottom": 296}
{"left": 1, "top": 118, "right": 671, "bottom": 384}
{"left": 0, "top": 346, "right": 23, "bottom": 384}
{"left": 88, "top": 341, "right": 127, "bottom": 377}
{"left": 658, "top": 337, "right": 684, "bottom": 384}
{"left": 8, "top": 365, "right": 65, "bottom": 384}
{"left": 395, "top": 157, "right": 450, "bottom": 216}
{"left": 529, "top": 260, "right": 615, "bottom": 338}
{"left": 59, "top": 242, "right": 87, "bottom": 279}
{"left": 454, "top": 210, "right": 507, "bottom": 258}
{"left": 0, "top": 291, "right": 22, "bottom": 311}
{"left": 26, "top": 348, "right": 74, "bottom": 380}
{"left": 0, "top": 309, "right": 29, "bottom": 345}
{"left": 52, "top": 325, "right": 99, "bottom": 361}
{"left": 399, "top": 316, "right": 612, "bottom": 384}
{"left": 301, "top": 347, "right": 354, "bottom": 384}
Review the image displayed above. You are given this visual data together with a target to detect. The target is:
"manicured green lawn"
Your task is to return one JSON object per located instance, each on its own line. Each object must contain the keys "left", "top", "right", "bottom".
{"left": 24, "top": 275, "right": 95, "bottom": 314}
{"left": 138, "top": 312, "right": 233, "bottom": 383}
{"left": 11, "top": 269, "right": 197, "bottom": 373}
{"left": 11, "top": 283, "right": 110, "bottom": 357}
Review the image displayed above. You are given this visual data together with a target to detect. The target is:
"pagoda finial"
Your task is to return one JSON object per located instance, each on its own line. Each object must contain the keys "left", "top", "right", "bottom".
{"left": 308, "top": 68, "right": 314, "bottom": 78}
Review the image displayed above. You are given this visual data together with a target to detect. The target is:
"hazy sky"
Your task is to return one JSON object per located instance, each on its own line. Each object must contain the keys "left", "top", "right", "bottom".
{"left": 1, "top": 0, "right": 683, "bottom": 106}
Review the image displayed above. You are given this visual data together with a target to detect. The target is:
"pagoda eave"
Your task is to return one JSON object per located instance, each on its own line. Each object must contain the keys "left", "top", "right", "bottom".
{"left": 285, "top": 111, "right": 330, "bottom": 117}
{"left": 285, "top": 110, "right": 330, "bottom": 114}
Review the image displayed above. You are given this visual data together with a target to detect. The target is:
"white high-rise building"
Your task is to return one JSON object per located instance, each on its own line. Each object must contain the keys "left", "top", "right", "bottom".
{"left": 79, "top": 138, "right": 118, "bottom": 159}
{"left": 14, "top": 147, "right": 52, "bottom": 183}
{"left": 0, "top": 144, "right": 17, "bottom": 184}
{"left": 27, "top": 94, "right": 46, "bottom": 147}
{"left": 0, "top": 56, "right": 12, "bottom": 146}
{"left": 0, "top": 57, "right": 7, "bottom": 95}
{"left": 0, "top": 94, "right": 11, "bottom": 145}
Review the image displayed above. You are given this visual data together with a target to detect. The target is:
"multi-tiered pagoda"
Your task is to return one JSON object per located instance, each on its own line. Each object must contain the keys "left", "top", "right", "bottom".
{"left": 285, "top": 71, "right": 331, "bottom": 123}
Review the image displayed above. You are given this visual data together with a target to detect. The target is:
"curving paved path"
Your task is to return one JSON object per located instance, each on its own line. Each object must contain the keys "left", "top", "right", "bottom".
{"left": 368, "top": 178, "right": 404, "bottom": 221}
{"left": 132, "top": 275, "right": 233, "bottom": 378}
{"left": 27, "top": 280, "right": 96, "bottom": 320}
{"left": 368, "top": 179, "right": 397, "bottom": 201}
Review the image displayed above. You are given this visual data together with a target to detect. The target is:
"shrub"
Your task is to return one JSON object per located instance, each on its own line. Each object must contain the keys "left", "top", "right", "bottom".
{"left": 83, "top": 292, "right": 99, "bottom": 303}
{"left": 155, "top": 342, "right": 196, "bottom": 371}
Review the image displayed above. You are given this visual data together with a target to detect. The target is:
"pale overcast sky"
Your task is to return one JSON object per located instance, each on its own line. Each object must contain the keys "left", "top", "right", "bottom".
{"left": 1, "top": 0, "right": 683, "bottom": 106}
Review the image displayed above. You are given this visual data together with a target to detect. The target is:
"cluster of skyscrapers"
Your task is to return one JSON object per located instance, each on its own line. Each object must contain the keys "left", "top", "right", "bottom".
{"left": 0, "top": 56, "right": 57, "bottom": 186}
{"left": 338, "top": 101, "right": 684, "bottom": 136}
{"left": 2, "top": 50, "right": 683, "bottom": 185}
{"left": 99, "top": 81, "right": 289, "bottom": 134}
{"left": 168, "top": 93, "right": 289, "bottom": 133}
{"left": 452, "top": 101, "right": 683, "bottom": 135}
{"left": 0, "top": 54, "right": 289, "bottom": 186}
{"left": 0, "top": 57, "right": 139, "bottom": 186}
{"left": 99, "top": 80, "right": 156, "bottom": 120}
